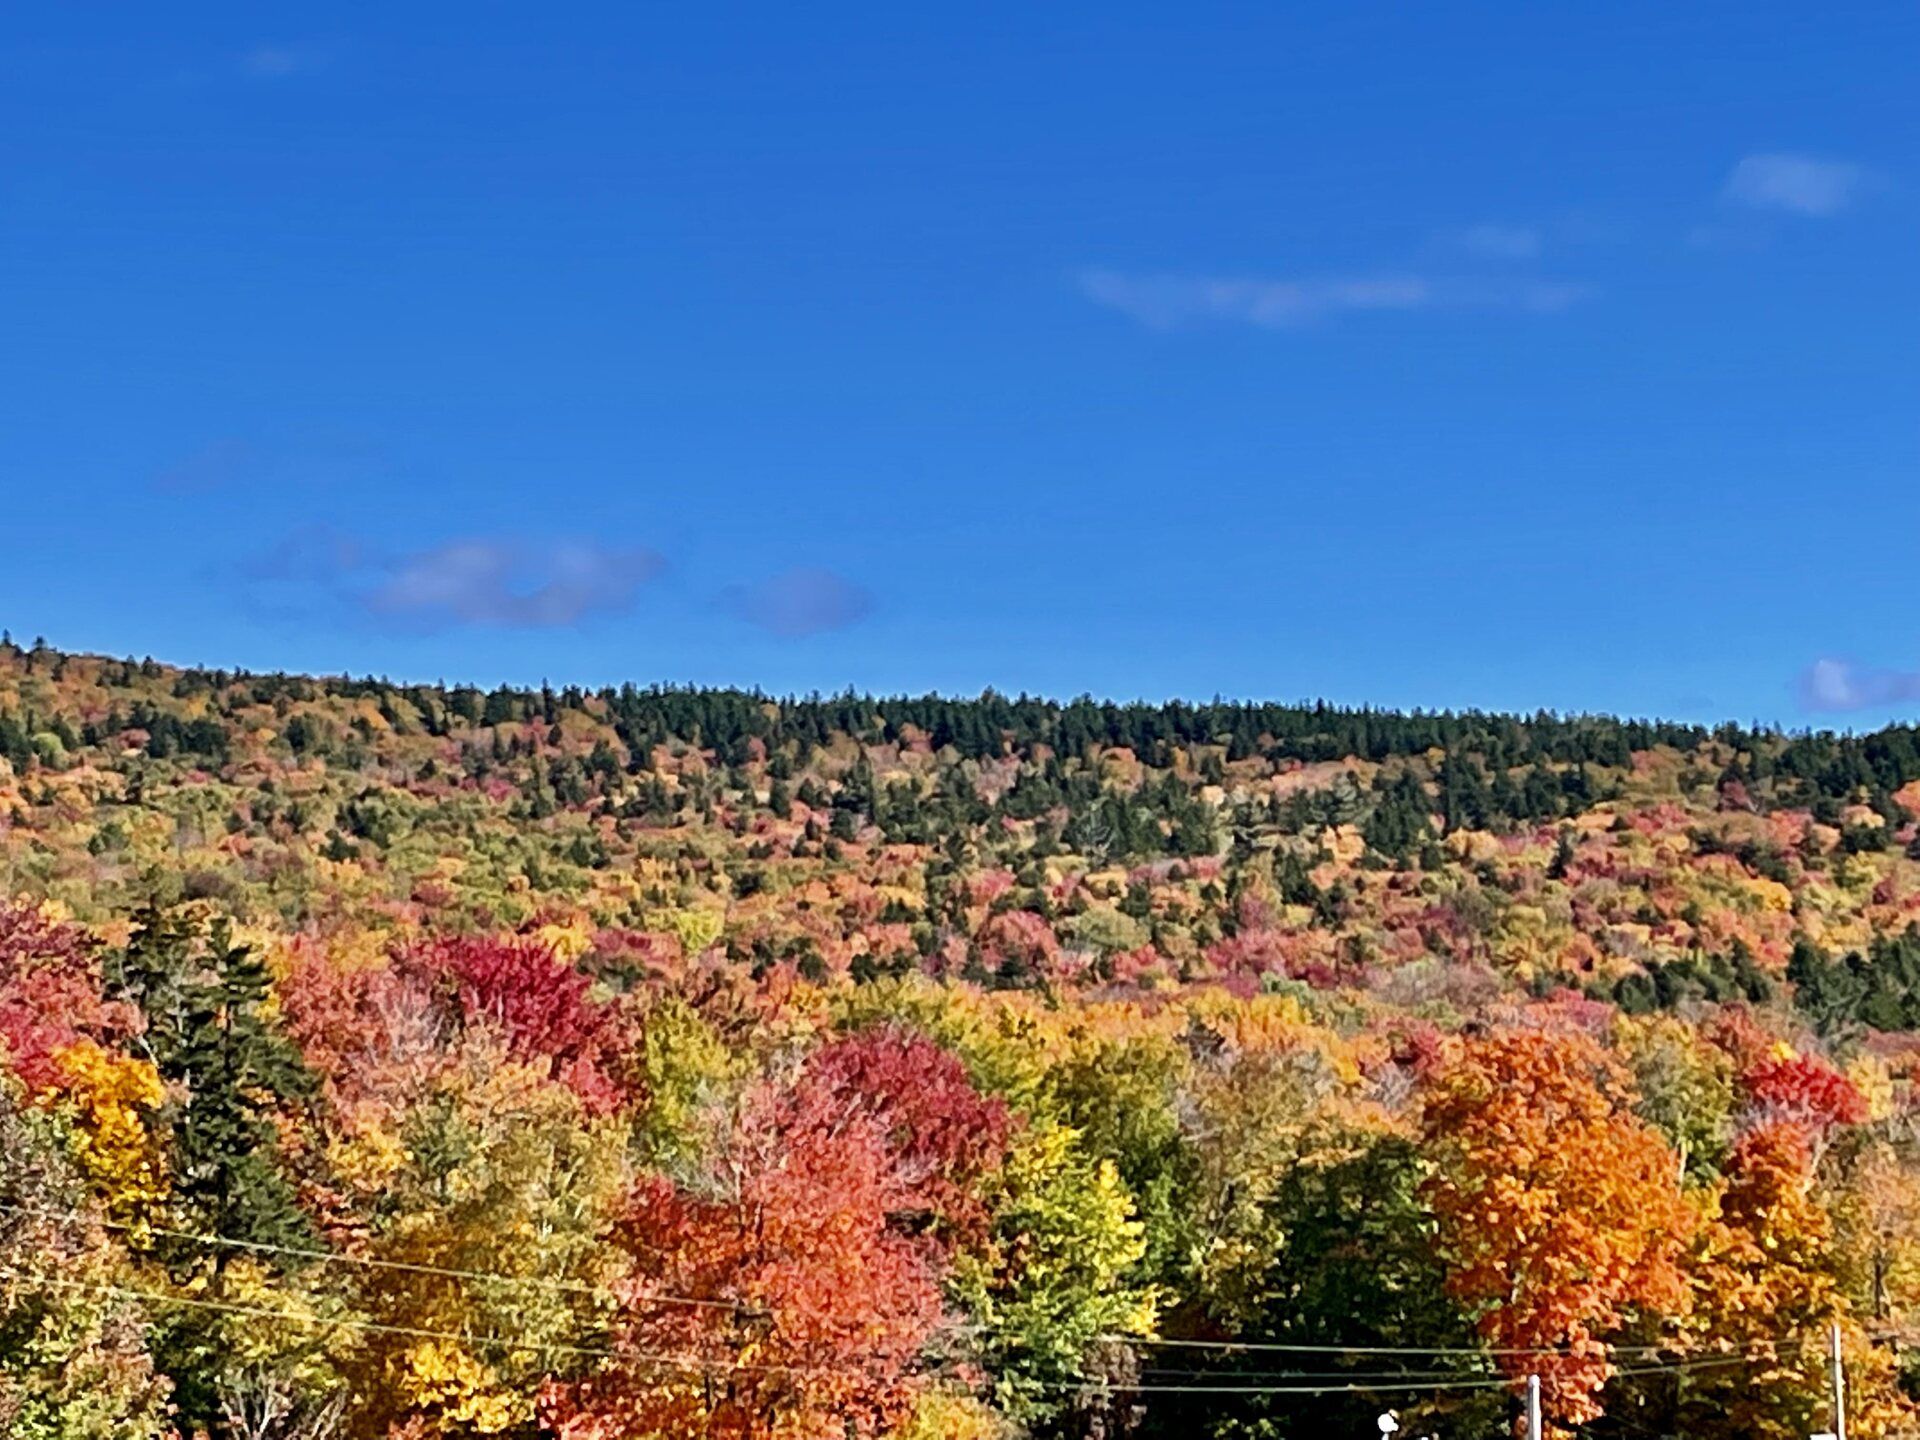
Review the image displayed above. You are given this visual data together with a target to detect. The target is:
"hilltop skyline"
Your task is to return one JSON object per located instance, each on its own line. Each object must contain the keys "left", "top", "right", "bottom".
{"left": 3, "top": 634, "right": 1919, "bottom": 1436}
{"left": 4, "top": 4, "right": 1916, "bottom": 723}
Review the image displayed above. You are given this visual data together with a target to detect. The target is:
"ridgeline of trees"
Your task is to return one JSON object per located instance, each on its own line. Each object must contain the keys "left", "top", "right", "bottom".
{"left": 5, "top": 639, "right": 1920, "bottom": 1437}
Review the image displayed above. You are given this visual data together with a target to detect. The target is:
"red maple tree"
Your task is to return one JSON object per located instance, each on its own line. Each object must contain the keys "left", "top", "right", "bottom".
{"left": 546, "top": 1067, "right": 951, "bottom": 1439}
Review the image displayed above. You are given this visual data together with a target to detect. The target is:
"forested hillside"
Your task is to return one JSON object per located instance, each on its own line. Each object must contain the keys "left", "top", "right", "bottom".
{"left": 6, "top": 635, "right": 1920, "bottom": 1438}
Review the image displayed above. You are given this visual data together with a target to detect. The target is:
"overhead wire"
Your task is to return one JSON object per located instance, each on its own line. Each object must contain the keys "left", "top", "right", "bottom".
{"left": 1060, "top": 1353, "right": 1766, "bottom": 1396}
{"left": 1139, "top": 1364, "right": 1504, "bottom": 1382}
{"left": 0, "top": 1208, "right": 1830, "bottom": 1401}
{"left": 1132, "top": 1341, "right": 1793, "bottom": 1382}
{"left": 0, "top": 1200, "right": 747, "bottom": 1313}
{"left": 6, "top": 1267, "right": 626, "bottom": 1365}
{"left": 1105, "top": 1331, "right": 1810, "bottom": 1358}
{"left": 0, "top": 1268, "right": 859, "bottom": 1380}
{"left": 1121, "top": 1336, "right": 1812, "bottom": 1382}
{"left": 1, "top": 1268, "right": 1783, "bottom": 1399}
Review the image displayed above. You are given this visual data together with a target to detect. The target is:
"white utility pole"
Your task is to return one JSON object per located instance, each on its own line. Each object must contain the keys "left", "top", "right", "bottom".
{"left": 1830, "top": 1322, "right": 1848, "bottom": 1440}
{"left": 1526, "top": 1374, "right": 1542, "bottom": 1440}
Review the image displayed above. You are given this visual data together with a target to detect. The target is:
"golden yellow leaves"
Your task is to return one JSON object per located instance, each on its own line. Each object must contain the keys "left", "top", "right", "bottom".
{"left": 51, "top": 1041, "right": 165, "bottom": 1219}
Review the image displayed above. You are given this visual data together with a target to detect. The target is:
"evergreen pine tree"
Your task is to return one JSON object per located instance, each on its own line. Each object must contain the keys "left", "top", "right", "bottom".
{"left": 108, "top": 906, "right": 316, "bottom": 1270}
{"left": 107, "top": 906, "right": 320, "bottom": 1436}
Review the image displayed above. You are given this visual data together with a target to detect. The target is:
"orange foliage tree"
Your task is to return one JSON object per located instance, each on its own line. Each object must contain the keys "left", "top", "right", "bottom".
{"left": 1420, "top": 1027, "right": 1694, "bottom": 1434}
{"left": 544, "top": 1062, "right": 960, "bottom": 1439}
{"left": 1682, "top": 1121, "right": 1844, "bottom": 1439}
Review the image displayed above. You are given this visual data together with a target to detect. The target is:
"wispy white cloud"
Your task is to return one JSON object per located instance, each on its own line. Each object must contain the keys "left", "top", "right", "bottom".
{"left": 240, "top": 43, "right": 325, "bottom": 79}
{"left": 1079, "top": 269, "right": 1591, "bottom": 329}
{"left": 1798, "top": 658, "right": 1920, "bottom": 713}
{"left": 366, "top": 540, "right": 665, "bottom": 629}
{"left": 1448, "top": 223, "right": 1543, "bottom": 260}
{"left": 1723, "top": 153, "right": 1877, "bottom": 217}
{"left": 242, "top": 532, "right": 665, "bottom": 631}
{"left": 723, "top": 567, "right": 874, "bottom": 638}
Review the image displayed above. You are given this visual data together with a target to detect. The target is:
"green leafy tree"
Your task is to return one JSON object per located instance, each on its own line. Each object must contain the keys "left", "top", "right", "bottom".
{"left": 0, "top": 1081, "right": 171, "bottom": 1440}
{"left": 1042, "top": 1030, "right": 1195, "bottom": 1286}
{"left": 951, "top": 1119, "right": 1156, "bottom": 1433}
{"left": 1142, "top": 1135, "right": 1501, "bottom": 1440}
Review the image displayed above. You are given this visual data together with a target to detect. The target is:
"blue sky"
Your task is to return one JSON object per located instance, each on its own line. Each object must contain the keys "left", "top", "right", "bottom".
{"left": 2, "top": 4, "right": 1915, "bottom": 725}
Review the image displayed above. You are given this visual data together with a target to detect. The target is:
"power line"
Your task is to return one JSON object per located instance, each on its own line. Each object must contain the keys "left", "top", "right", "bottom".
{"left": 1133, "top": 1335, "right": 1814, "bottom": 1379}
{"left": 4, "top": 1266, "right": 1793, "bottom": 1403}
{"left": 2, "top": 1206, "right": 1827, "bottom": 1403}
{"left": 1105, "top": 1332, "right": 1799, "bottom": 1359}
{"left": 7, "top": 1267, "right": 625, "bottom": 1364}
{"left": 0, "top": 1268, "right": 847, "bottom": 1379}
{"left": 1140, "top": 1364, "right": 1503, "bottom": 1382}
{"left": 0, "top": 1201, "right": 746, "bottom": 1314}
{"left": 1065, "top": 1375, "right": 1521, "bottom": 1397}
{"left": 1060, "top": 1353, "right": 1764, "bottom": 1397}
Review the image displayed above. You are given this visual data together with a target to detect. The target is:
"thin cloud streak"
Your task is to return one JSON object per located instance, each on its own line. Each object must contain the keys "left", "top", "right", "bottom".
{"left": 1798, "top": 658, "right": 1920, "bottom": 713}
{"left": 241, "top": 532, "right": 666, "bottom": 632}
{"left": 1723, "top": 153, "right": 1876, "bottom": 217}
{"left": 723, "top": 567, "right": 874, "bottom": 639}
{"left": 1079, "top": 269, "right": 1592, "bottom": 330}
{"left": 1450, "top": 223, "right": 1543, "bottom": 260}
{"left": 240, "top": 44, "right": 326, "bottom": 79}
{"left": 365, "top": 540, "right": 665, "bottom": 630}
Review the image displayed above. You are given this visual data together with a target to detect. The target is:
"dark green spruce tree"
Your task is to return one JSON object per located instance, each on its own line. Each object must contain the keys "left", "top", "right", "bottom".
{"left": 108, "top": 904, "right": 319, "bottom": 1436}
